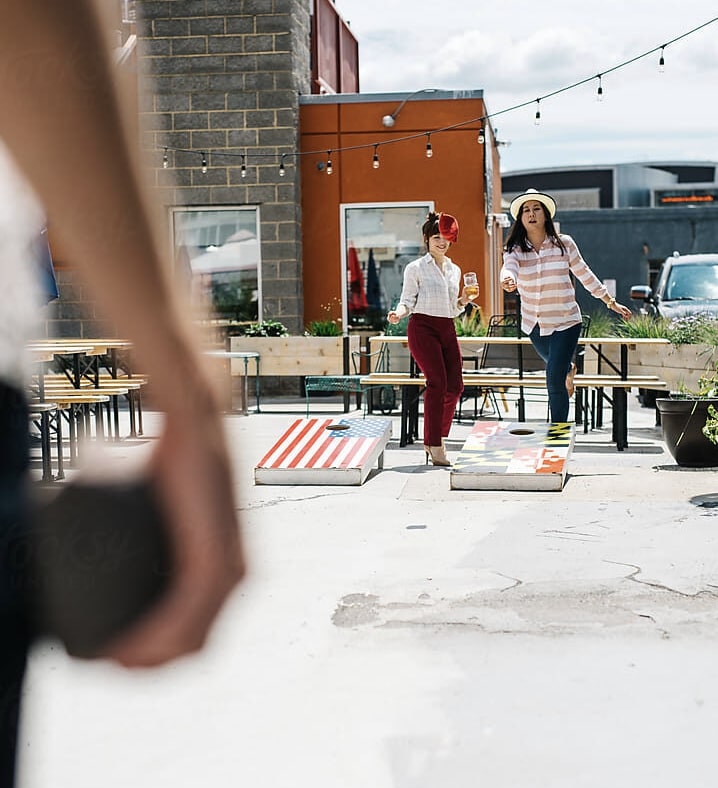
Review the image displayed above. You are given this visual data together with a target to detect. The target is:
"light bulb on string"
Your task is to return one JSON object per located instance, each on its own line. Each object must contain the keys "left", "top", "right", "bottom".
{"left": 534, "top": 99, "right": 541, "bottom": 125}
{"left": 425, "top": 133, "right": 433, "bottom": 158}
{"left": 372, "top": 144, "right": 380, "bottom": 169}
{"left": 659, "top": 46, "right": 666, "bottom": 73}
{"left": 477, "top": 124, "right": 485, "bottom": 144}
{"left": 200, "top": 151, "right": 208, "bottom": 173}
{"left": 326, "top": 151, "right": 333, "bottom": 175}
{"left": 596, "top": 74, "right": 603, "bottom": 102}
{"left": 240, "top": 154, "right": 247, "bottom": 178}
{"left": 279, "top": 154, "right": 286, "bottom": 177}
{"left": 162, "top": 147, "right": 169, "bottom": 169}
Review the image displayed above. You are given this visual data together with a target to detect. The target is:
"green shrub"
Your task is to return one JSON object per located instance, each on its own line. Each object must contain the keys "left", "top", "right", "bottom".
{"left": 454, "top": 306, "right": 487, "bottom": 337}
{"left": 305, "top": 299, "right": 343, "bottom": 336}
{"left": 613, "top": 313, "right": 671, "bottom": 339}
{"left": 666, "top": 314, "right": 718, "bottom": 345}
{"left": 305, "top": 319, "right": 342, "bottom": 336}
{"left": 583, "top": 309, "right": 616, "bottom": 338}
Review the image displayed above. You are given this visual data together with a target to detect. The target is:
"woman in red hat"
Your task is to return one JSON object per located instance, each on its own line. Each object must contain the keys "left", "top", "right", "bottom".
{"left": 387, "top": 211, "right": 475, "bottom": 466}
{"left": 501, "top": 189, "right": 632, "bottom": 422}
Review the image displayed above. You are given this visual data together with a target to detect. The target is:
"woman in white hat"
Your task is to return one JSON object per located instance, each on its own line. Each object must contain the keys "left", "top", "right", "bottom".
{"left": 500, "top": 189, "right": 631, "bottom": 422}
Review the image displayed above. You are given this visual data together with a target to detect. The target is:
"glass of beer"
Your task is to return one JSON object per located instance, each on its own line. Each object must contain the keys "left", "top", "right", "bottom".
{"left": 463, "top": 272, "right": 479, "bottom": 300}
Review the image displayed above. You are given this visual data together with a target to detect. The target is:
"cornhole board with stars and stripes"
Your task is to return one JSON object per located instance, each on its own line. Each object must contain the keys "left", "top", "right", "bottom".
{"left": 254, "top": 417, "right": 392, "bottom": 485}
{"left": 450, "top": 421, "right": 575, "bottom": 491}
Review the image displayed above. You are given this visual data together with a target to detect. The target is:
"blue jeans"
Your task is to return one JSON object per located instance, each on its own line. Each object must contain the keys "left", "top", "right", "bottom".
{"left": 0, "top": 383, "right": 30, "bottom": 788}
{"left": 528, "top": 323, "right": 581, "bottom": 423}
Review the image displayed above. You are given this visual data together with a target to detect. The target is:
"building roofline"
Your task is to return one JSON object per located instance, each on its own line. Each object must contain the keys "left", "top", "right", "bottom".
{"left": 504, "top": 160, "right": 718, "bottom": 177}
{"left": 299, "top": 89, "right": 484, "bottom": 105}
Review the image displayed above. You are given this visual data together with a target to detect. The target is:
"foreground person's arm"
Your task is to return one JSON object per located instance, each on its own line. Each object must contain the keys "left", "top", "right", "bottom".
{"left": 0, "top": 0, "right": 245, "bottom": 667}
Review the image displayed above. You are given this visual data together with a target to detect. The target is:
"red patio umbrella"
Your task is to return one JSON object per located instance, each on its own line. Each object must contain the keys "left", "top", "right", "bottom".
{"left": 347, "top": 245, "right": 368, "bottom": 314}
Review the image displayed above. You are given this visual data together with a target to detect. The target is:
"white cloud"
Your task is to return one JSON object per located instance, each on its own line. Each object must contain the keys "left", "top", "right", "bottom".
{"left": 334, "top": 0, "right": 718, "bottom": 170}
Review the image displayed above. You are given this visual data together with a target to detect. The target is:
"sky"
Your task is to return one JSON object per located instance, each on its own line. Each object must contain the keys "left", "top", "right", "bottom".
{"left": 331, "top": 1, "right": 718, "bottom": 174}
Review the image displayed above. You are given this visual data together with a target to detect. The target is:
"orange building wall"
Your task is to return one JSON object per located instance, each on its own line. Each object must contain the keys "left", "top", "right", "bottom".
{"left": 299, "top": 95, "right": 501, "bottom": 327}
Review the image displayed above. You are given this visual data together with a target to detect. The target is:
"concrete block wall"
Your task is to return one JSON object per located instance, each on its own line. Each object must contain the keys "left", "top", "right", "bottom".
{"left": 40, "top": 269, "right": 117, "bottom": 339}
{"left": 136, "top": 0, "right": 312, "bottom": 335}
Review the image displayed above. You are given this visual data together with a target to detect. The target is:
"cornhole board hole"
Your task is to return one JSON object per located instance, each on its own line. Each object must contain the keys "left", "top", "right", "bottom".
{"left": 450, "top": 421, "right": 575, "bottom": 491}
{"left": 254, "top": 417, "right": 392, "bottom": 485}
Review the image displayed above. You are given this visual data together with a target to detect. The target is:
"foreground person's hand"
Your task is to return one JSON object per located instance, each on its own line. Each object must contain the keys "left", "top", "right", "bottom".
{"left": 103, "top": 403, "right": 245, "bottom": 668}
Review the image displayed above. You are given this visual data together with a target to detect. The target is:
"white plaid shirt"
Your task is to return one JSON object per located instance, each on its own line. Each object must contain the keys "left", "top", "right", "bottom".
{"left": 398, "top": 253, "right": 463, "bottom": 319}
{"left": 501, "top": 234, "right": 609, "bottom": 335}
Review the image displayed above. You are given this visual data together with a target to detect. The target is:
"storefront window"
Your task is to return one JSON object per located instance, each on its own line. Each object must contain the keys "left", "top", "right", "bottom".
{"left": 341, "top": 202, "right": 431, "bottom": 331}
{"left": 171, "top": 207, "right": 261, "bottom": 323}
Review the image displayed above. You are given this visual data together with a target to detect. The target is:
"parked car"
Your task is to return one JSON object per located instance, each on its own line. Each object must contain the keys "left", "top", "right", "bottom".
{"left": 630, "top": 252, "right": 718, "bottom": 320}
{"left": 631, "top": 252, "right": 718, "bottom": 407}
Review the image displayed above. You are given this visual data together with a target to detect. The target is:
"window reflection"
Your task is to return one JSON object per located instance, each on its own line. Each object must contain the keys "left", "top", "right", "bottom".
{"left": 343, "top": 203, "right": 431, "bottom": 330}
{"left": 171, "top": 207, "right": 261, "bottom": 323}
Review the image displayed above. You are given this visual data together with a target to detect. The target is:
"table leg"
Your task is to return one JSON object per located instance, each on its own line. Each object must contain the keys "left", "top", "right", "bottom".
{"left": 400, "top": 385, "right": 409, "bottom": 447}
{"left": 242, "top": 357, "right": 249, "bottom": 416}
{"left": 55, "top": 408, "right": 65, "bottom": 480}
{"left": 40, "top": 410, "right": 52, "bottom": 482}
{"left": 613, "top": 387, "right": 628, "bottom": 450}
{"left": 517, "top": 386, "right": 526, "bottom": 421}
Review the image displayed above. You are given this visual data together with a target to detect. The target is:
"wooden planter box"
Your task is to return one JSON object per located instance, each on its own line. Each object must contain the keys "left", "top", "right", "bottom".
{"left": 229, "top": 335, "right": 360, "bottom": 377}
{"left": 630, "top": 343, "right": 716, "bottom": 392}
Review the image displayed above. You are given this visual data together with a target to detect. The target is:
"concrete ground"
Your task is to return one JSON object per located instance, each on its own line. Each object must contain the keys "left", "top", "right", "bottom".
{"left": 18, "top": 391, "right": 718, "bottom": 788}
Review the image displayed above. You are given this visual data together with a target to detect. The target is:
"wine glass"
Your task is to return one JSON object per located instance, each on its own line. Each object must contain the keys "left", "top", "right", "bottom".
{"left": 463, "top": 272, "right": 479, "bottom": 300}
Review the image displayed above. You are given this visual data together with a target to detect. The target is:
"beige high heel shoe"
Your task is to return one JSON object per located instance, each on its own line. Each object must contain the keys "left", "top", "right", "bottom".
{"left": 425, "top": 445, "right": 451, "bottom": 466}
{"left": 566, "top": 362, "right": 577, "bottom": 398}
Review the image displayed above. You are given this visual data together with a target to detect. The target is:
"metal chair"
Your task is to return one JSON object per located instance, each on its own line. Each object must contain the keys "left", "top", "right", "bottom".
{"left": 351, "top": 344, "right": 396, "bottom": 414}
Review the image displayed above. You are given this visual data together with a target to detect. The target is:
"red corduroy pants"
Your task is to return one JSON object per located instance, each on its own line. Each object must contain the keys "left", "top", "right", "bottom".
{"left": 407, "top": 312, "right": 464, "bottom": 447}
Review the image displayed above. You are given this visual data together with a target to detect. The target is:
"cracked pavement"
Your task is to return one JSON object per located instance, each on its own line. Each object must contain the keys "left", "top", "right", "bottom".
{"left": 20, "top": 396, "right": 718, "bottom": 788}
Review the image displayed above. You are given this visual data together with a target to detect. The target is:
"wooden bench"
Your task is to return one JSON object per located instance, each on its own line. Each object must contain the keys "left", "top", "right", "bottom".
{"left": 360, "top": 372, "right": 668, "bottom": 450}
{"left": 29, "top": 401, "right": 62, "bottom": 482}
{"left": 34, "top": 372, "right": 148, "bottom": 439}
{"left": 36, "top": 391, "right": 111, "bottom": 462}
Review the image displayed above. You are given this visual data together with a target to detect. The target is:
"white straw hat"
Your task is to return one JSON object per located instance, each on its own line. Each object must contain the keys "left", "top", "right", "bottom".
{"left": 509, "top": 188, "right": 557, "bottom": 220}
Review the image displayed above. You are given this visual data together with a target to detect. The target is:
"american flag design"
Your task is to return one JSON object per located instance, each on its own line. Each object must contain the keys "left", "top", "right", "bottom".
{"left": 255, "top": 418, "right": 392, "bottom": 485}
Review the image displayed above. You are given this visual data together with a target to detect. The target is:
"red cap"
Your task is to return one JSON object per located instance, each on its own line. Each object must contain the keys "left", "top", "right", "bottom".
{"left": 438, "top": 212, "right": 459, "bottom": 243}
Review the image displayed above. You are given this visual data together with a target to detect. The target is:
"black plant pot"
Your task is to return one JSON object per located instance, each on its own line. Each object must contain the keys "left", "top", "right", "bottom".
{"left": 656, "top": 397, "right": 718, "bottom": 467}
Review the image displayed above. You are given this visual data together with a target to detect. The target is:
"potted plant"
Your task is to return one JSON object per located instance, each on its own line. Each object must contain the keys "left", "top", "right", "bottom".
{"left": 241, "top": 319, "right": 289, "bottom": 337}
{"left": 229, "top": 306, "right": 359, "bottom": 377}
{"left": 656, "top": 361, "right": 718, "bottom": 467}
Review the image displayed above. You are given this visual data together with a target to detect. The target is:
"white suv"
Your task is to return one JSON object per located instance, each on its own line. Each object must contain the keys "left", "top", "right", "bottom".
{"left": 631, "top": 253, "right": 718, "bottom": 319}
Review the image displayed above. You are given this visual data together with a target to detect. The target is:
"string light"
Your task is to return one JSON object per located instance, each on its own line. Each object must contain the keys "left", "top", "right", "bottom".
{"left": 534, "top": 99, "right": 541, "bottom": 125}
{"left": 372, "top": 144, "right": 380, "bottom": 169}
{"left": 425, "top": 133, "right": 433, "bottom": 158}
{"left": 279, "top": 154, "right": 286, "bottom": 177}
{"left": 152, "top": 18, "right": 717, "bottom": 175}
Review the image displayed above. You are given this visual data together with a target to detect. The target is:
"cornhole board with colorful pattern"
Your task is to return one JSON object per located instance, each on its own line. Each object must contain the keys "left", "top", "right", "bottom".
{"left": 450, "top": 421, "right": 575, "bottom": 491}
{"left": 254, "top": 417, "right": 392, "bottom": 485}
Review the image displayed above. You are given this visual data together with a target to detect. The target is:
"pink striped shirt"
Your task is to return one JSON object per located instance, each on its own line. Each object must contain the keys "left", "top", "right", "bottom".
{"left": 501, "top": 234, "right": 609, "bottom": 335}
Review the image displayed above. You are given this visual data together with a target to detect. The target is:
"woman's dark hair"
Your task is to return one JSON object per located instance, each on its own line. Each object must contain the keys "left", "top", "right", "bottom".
{"left": 504, "top": 203, "right": 565, "bottom": 254}
{"left": 421, "top": 211, "right": 441, "bottom": 244}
